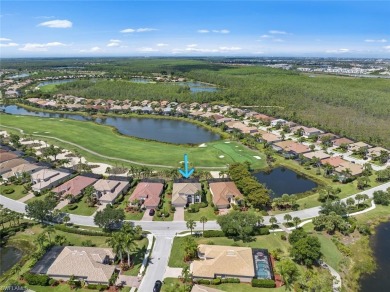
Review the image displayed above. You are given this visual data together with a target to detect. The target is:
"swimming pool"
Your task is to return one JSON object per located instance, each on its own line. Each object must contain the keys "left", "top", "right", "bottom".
{"left": 253, "top": 249, "right": 274, "bottom": 280}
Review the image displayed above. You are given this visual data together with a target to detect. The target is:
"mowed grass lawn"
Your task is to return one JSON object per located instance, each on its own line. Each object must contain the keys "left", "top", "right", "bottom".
{"left": 0, "top": 184, "right": 28, "bottom": 200}
{"left": 61, "top": 199, "right": 98, "bottom": 216}
{"left": 169, "top": 233, "right": 290, "bottom": 268}
{"left": 0, "top": 114, "right": 266, "bottom": 169}
{"left": 162, "top": 278, "right": 285, "bottom": 292}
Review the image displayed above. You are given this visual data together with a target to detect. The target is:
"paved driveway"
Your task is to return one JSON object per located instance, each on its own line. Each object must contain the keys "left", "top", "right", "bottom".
{"left": 116, "top": 275, "right": 141, "bottom": 288}
{"left": 54, "top": 199, "right": 69, "bottom": 210}
{"left": 174, "top": 207, "right": 184, "bottom": 221}
{"left": 142, "top": 210, "right": 154, "bottom": 221}
{"left": 18, "top": 192, "right": 35, "bottom": 203}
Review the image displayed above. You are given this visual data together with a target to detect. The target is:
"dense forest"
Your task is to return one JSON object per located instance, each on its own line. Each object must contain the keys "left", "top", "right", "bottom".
{"left": 5, "top": 58, "right": 390, "bottom": 148}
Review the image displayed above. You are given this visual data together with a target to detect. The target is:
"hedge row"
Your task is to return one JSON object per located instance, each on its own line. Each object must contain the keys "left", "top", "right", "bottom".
{"left": 203, "top": 230, "right": 225, "bottom": 237}
{"left": 195, "top": 278, "right": 240, "bottom": 285}
{"left": 54, "top": 224, "right": 110, "bottom": 237}
{"left": 87, "top": 284, "right": 109, "bottom": 290}
{"left": 23, "top": 272, "right": 50, "bottom": 286}
{"left": 251, "top": 279, "right": 276, "bottom": 288}
{"left": 253, "top": 226, "right": 270, "bottom": 235}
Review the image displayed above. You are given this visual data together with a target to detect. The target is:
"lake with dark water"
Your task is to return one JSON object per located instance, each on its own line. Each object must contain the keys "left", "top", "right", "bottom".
{"left": 0, "top": 246, "right": 23, "bottom": 275}
{"left": 0, "top": 105, "right": 221, "bottom": 144}
{"left": 360, "top": 221, "right": 390, "bottom": 292}
{"left": 253, "top": 167, "right": 317, "bottom": 197}
{"left": 131, "top": 78, "right": 218, "bottom": 93}
{"left": 37, "top": 79, "right": 76, "bottom": 87}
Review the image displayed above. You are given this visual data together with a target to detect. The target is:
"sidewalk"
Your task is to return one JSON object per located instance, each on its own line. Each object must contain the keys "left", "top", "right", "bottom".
{"left": 18, "top": 192, "right": 35, "bottom": 203}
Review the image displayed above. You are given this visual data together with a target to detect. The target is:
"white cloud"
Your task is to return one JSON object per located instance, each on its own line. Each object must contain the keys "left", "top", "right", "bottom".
{"left": 365, "top": 39, "right": 387, "bottom": 43}
{"left": 121, "top": 28, "right": 135, "bottom": 33}
{"left": 137, "top": 47, "right": 158, "bottom": 52}
{"left": 0, "top": 38, "right": 11, "bottom": 41}
{"left": 186, "top": 44, "right": 198, "bottom": 48}
{"left": 260, "top": 35, "right": 272, "bottom": 39}
{"left": 107, "top": 39, "right": 121, "bottom": 47}
{"left": 269, "top": 30, "right": 288, "bottom": 35}
{"left": 218, "top": 46, "right": 241, "bottom": 51}
{"left": 35, "top": 16, "right": 55, "bottom": 19}
{"left": 38, "top": 19, "right": 72, "bottom": 28}
{"left": 273, "top": 39, "right": 284, "bottom": 42}
{"left": 384, "top": 46, "right": 390, "bottom": 51}
{"left": 120, "top": 28, "right": 157, "bottom": 33}
{"left": 79, "top": 46, "right": 102, "bottom": 53}
{"left": 19, "top": 42, "right": 66, "bottom": 52}
{"left": 325, "top": 48, "right": 350, "bottom": 54}
{"left": 156, "top": 43, "right": 168, "bottom": 47}
{"left": 198, "top": 29, "right": 229, "bottom": 34}
{"left": 0, "top": 42, "right": 19, "bottom": 47}
{"left": 213, "top": 29, "right": 230, "bottom": 34}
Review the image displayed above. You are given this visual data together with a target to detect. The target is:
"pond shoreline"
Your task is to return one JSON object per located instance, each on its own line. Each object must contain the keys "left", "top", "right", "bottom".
{"left": 1, "top": 102, "right": 229, "bottom": 144}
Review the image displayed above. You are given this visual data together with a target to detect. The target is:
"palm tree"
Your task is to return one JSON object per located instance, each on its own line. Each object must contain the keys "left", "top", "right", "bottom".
{"left": 361, "top": 194, "right": 369, "bottom": 206}
{"left": 106, "top": 233, "right": 124, "bottom": 263}
{"left": 63, "top": 215, "right": 71, "bottom": 226}
{"left": 355, "top": 194, "right": 363, "bottom": 208}
{"left": 35, "top": 233, "right": 47, "bottom": 250}
{"left": 200, "top": 216, "right": 208, "bottom": 235}
{"left": 269, "top": 216, "right": 278, "bottom": 231}
{"left": 293, "top": 217, "right": 301, "bottom": 228}
{"left": 122, "top": 232, "right": 136, "bottom": 267}
{"left": 284, "top": 214, "right": 292, "bottom": 226}
{"left": 256, "top": 214, "right": 264, "bottom": 226}
{"left": 346, "top": 197, "right": 355, "bottom": 215}
{"left": 12, "top": 264, "right": 22, "bottom": 278}
{"left": 45, "top": 226, "right": 56, "bottom": 244}
{"left": 186, "top": 220, "right": 197, "bottom": 235}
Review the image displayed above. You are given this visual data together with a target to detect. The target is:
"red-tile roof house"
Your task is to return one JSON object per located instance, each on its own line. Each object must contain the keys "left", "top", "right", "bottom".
{"left": 52, "top": 176, "right": 98, "bottom": 198}
{"left": 332, "top": 138, "right": 354, "bottom": 147}
{"left": 209, "top": 181, "right": 243, "bottom": 209}
{"left": 0, "top": 158, "right": 29, "bottom": 175}
{"left": 273, "top": 140, "right": 311, "bottom": 155}
{"left": 0, "top": 152, "right": 19, "bottom": 163}
{"left": 128, "top": 182, "right": 164, "bottom": 209}
{"left": 320, "top": 156, "right": 346, "bottom": 167}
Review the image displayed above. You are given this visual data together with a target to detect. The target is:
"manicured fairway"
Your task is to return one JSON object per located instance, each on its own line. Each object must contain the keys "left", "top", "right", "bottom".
{"left": 0, "top": 114, "right": 266, "bottom": 169}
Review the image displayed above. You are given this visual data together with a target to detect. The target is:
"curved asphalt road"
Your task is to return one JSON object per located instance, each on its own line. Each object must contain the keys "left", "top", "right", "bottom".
{"left": 1, "top": 182, "right": 389, "bottom": 291}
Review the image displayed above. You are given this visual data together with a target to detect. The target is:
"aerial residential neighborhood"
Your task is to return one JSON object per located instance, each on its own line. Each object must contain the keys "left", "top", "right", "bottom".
{"left": 1, "top": 1, "right": 390, "bottom": 292}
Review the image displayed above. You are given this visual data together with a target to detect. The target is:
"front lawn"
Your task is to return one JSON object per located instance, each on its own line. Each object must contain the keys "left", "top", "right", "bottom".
{"left": 61, "top": 198, "right": 98, "bottom": 216}
{"left": 0, "top": 184, "right": 29, "bottom": 200}
{"left": 184, "top": 190, "right": 218, "bottom": 221}
{"left": 122, "top": 237, "right": 148, "bottom": 276}
{"left": 162, "top": 278, "right": 285, "bottom": 292}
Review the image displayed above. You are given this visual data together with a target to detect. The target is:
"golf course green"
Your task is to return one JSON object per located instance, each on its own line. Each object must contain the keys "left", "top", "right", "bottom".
{"left": 0, "top": 114, "right": 266, "bottom": 169}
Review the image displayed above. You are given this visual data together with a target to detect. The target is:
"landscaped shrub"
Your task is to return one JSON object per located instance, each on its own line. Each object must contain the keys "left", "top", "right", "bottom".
{"left": 280, "top": 234, "right": 287, "bottom": 240}
{"left": 23, "top": 272, "right": 50, "bottom": 286}
{"left": 67, "top": 204, "right": 78, "bottom": 210}
{"left": 49, "top": 279, "right": 59, "bottom": 286}
{"left": 54, "top": 224, "right": 110, "bottom": 236}
{"left": 196, "top": 279, "right": 211, "bottom": 285}
{"left": 199, "top": 202, "right": 208, "bottom": 208}
{"left": 203, "top": 230, "right": 225, "bottom": 237}
{"left": 211, "top": 278, "right": 221, "bottom": 285}
{"left": 253, "top": 226, "right": 270, "bottom": 235}
{"left": 227, "top": 278, "right": 240, "bottom": 283}
{"left": 87, "top": 284, "right": 109, "bottom": 291}
{"left": 251, "top": 279, "right": 276, "bottom": 288}
{"left": 3, "top": 188, "right": 14, "bottom": 194}
{"left": 188, "top": 204, "right": 200, "bottom": 213}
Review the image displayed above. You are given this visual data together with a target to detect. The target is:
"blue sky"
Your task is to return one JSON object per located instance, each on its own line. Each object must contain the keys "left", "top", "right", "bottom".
{"left": 1, "top": 1, "right": 389, "bottom": 57}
